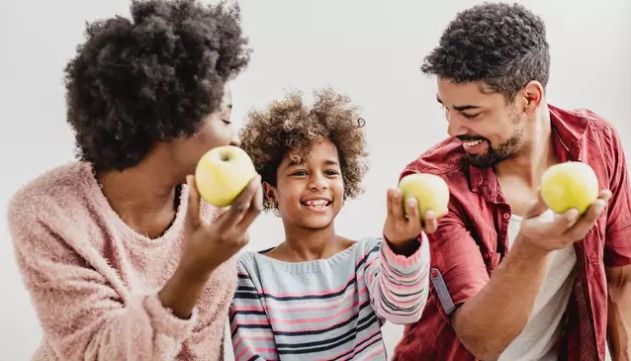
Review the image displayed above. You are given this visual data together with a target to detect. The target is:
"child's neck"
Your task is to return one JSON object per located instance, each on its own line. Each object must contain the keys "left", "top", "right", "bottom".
{"left": 268, "top": 225, "right": 354, "bottom": 262}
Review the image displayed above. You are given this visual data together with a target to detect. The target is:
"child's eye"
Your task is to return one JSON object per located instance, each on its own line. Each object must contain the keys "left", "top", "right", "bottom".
{"left": 290, "top": 170, "right": 308, "bottom": 177}
{"left": 325, "top": 169, "right": 340, "bottom": 176}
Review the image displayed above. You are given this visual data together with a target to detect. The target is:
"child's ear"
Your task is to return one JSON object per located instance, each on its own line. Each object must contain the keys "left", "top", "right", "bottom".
{"left": 262, "top": 181, "right": 277, "bottom": 208}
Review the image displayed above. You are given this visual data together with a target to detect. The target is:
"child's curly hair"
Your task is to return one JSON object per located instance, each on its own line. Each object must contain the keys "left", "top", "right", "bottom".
{"left": 240, "top": 89, "right": 368, "bottom": 210}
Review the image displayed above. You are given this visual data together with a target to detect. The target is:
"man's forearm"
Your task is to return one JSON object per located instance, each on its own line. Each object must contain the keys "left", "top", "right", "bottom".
{"left": 607, "top": 267, "right": 631, "bottom": 361}
{"left": 453, "top": 236, "right": 551, "bottom": 360}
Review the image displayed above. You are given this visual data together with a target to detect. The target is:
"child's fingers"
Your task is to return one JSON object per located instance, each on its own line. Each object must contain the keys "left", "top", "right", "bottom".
{"left": 598, "top": 189, "right": 612, "bottom": 202}
{"left": 386, "top": 188, "right": 403, "bottom": 220}
{"left": 404, "top": 197, "right": 419, "bottom": 222}
{"left": 423, "top": 210, "right": 438, "bottom": 234}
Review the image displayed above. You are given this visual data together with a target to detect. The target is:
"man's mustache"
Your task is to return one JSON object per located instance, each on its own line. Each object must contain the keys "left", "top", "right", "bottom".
{"left": 457, "top": 135, "right": 488, "bottom": 142}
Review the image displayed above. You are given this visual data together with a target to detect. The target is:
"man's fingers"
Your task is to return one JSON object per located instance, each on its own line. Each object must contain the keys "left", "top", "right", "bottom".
{"left": 559, "top": 208, "right": 580, "bottom": 229}
{"left": 524, "top": 189, "right": 548, "bottom": 219}
{"left": 565, "top": 199, "right": 607, "bottom": 239}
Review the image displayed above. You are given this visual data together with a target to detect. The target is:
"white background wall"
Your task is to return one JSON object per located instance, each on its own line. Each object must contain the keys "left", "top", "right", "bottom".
{"left": 1, "top": 0, "right": 629, "bottom": 359}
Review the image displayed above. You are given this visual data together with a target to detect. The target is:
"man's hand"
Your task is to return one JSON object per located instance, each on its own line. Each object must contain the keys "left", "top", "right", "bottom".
{"left": 518, "top": 189, "right": 611, "bottom": 253}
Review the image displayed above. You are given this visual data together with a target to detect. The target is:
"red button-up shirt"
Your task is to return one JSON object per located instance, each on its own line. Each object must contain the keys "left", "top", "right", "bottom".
{"left": 393, "top": 105, "right": 631, "bottom": 361}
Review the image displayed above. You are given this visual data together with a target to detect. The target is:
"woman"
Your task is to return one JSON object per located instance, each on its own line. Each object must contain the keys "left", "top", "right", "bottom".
{"left": 7, "top": 1, "right": 261, "bottom": 360}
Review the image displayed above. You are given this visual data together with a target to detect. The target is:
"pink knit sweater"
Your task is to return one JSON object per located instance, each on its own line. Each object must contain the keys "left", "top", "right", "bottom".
{"left": 8, "top": 162, "right": 236, "bottom": 360}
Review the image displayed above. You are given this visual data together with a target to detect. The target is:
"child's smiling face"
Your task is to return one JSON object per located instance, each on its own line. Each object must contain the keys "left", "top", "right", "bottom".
{"left": 267, "top": 137, "right": 345, "bottom": 231}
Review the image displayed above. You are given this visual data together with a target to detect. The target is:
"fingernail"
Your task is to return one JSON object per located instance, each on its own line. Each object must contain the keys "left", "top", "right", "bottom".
{"left": 595, "top": 202, "right": 606, "bottom": 213}
{"left": 566, "top": 209, "right": 579, "bottom": 220}
{"left": 407, "top": 197, "right": 417, "bottom": 207}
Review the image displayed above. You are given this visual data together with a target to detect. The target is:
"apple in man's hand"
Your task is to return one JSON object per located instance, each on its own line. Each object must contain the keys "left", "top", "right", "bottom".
{"left": 195, "top": 145, "right": 257, "bottom": 207}
{"left": 541, "top": 161, "right": 599, "bottom": 215}
{"left": 398, "top": 173, "right": 450, "bottom": 219}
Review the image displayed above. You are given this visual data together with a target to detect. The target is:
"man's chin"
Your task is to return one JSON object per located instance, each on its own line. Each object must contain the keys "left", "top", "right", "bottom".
{"left": 464, "top": 154, "right": 500, "bottom": 169}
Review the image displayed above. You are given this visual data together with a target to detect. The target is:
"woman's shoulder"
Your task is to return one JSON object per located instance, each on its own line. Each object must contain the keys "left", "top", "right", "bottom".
{"left": 8, "top": 162, "right": 91, "bottom": 219}
{"left": 7, "top": 162, "right": 101, "bottom": 244}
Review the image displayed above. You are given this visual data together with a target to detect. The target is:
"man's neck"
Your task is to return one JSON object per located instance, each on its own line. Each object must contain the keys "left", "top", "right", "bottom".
{"left": 496, "top": 104, "right": 557, "bottom": 187}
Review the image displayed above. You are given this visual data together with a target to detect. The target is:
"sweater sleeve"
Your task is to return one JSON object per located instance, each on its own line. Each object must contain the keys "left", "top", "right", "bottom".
{"left": 229, "top": 259, "right": 277, "bottom": 361}
{"left": 8, "top": 198, "right": 196, "bottom": 360}
{"left": 363, "top": 236, "right": 430, "bottom": 325}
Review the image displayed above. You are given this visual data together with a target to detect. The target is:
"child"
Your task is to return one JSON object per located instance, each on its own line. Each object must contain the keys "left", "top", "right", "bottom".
{"left": 230, "top": 89, "right": 436, "bottom": 360}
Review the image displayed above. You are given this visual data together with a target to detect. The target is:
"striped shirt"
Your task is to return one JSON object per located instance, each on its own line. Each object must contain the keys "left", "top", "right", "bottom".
{"left": 229, "top": 236, "right": 430, "bottom": 361}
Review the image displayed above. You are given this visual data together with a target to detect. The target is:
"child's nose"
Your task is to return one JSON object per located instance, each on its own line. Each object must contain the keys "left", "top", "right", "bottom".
{"left": 308, "top": 175, "right": 328, "bottom": 190}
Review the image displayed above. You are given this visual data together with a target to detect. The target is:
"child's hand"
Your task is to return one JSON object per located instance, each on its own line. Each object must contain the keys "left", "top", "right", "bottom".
{"left": 383, "top": 188, "right": 438, "bottom": 255}
{"left": 180, "top": 174, "right": 263, "bottom": 278}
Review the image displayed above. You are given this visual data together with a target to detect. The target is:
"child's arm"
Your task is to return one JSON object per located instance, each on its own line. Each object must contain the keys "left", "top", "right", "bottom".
{"left": 362, "top": 188, "right": 434, "bottom": 324}
{"left": 364, "top": 235, "right": 430, "bottom": 325}
{"left": 230, "top": 262, "right": 278, "bottom": 361}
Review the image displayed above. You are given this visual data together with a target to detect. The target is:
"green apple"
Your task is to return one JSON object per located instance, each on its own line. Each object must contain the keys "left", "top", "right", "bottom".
{"left": 398, "top": 173, "right": 450, "bottom": 219}
{"left": 195, "top": 145, "right": 257, "bottom": 207}
{"left": 541, "top": 161, "right": 599, "bottom": 215}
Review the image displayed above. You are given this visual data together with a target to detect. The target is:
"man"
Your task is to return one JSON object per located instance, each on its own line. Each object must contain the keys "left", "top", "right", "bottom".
{"left": 393, "top": 3, "right": 631, "bottom": 361}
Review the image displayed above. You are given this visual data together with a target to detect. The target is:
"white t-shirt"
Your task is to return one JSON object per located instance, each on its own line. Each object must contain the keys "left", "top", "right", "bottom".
{"left": 498, "top": 211, "right": 577, "bottom": 361}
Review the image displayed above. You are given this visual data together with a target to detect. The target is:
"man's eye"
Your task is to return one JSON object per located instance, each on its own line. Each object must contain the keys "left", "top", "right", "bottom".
{"left": 462, "top": 113, "right": 479, "bottom": 119}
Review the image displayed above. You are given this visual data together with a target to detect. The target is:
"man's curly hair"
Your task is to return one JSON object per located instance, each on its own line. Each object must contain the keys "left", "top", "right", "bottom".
{"left": 422, "top": 2, "right": 550, "bottom": 100}
{"left": 240, "top": 89, "right": 368, "bottom": 210}
{"left": 65, "top": 0, "right": 250, "bottom": 171}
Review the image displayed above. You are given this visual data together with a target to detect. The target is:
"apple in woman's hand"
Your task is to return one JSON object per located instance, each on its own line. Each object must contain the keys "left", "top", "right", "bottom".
{"left": 195, "top": 146, "right": 257, "bottom": 207}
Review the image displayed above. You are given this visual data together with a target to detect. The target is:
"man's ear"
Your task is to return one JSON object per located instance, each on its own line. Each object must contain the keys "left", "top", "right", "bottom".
{"left": 520, "top": 80, "right": 544, "bottom": 114}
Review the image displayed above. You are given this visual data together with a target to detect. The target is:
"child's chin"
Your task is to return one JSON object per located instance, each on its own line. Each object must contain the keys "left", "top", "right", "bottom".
{"left": 301, "top": 219, "right": 334, "bottom": 230}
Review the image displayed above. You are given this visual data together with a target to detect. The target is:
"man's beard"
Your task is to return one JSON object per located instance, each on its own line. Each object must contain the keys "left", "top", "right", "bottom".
{"left": 460, "top": 112, "right": 525, "bottom": 169}
{"left": 461, "top": 134, "right": 522, "bottom": 168}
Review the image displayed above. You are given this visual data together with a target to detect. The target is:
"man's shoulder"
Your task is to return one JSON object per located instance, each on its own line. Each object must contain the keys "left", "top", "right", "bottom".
{"left": 551, "top": 104, "right": 617, "bottom": 135}
{"left": 402, "top": 137, "right": 467, "bottom": 180}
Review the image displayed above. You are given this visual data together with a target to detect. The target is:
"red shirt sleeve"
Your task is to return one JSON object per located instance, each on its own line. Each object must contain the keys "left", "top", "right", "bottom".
{"left": 603, "top": 124, "right": 631, "bottom": 267}
{"left": 427, "top": 203, "right": 490, "bottom": 318}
